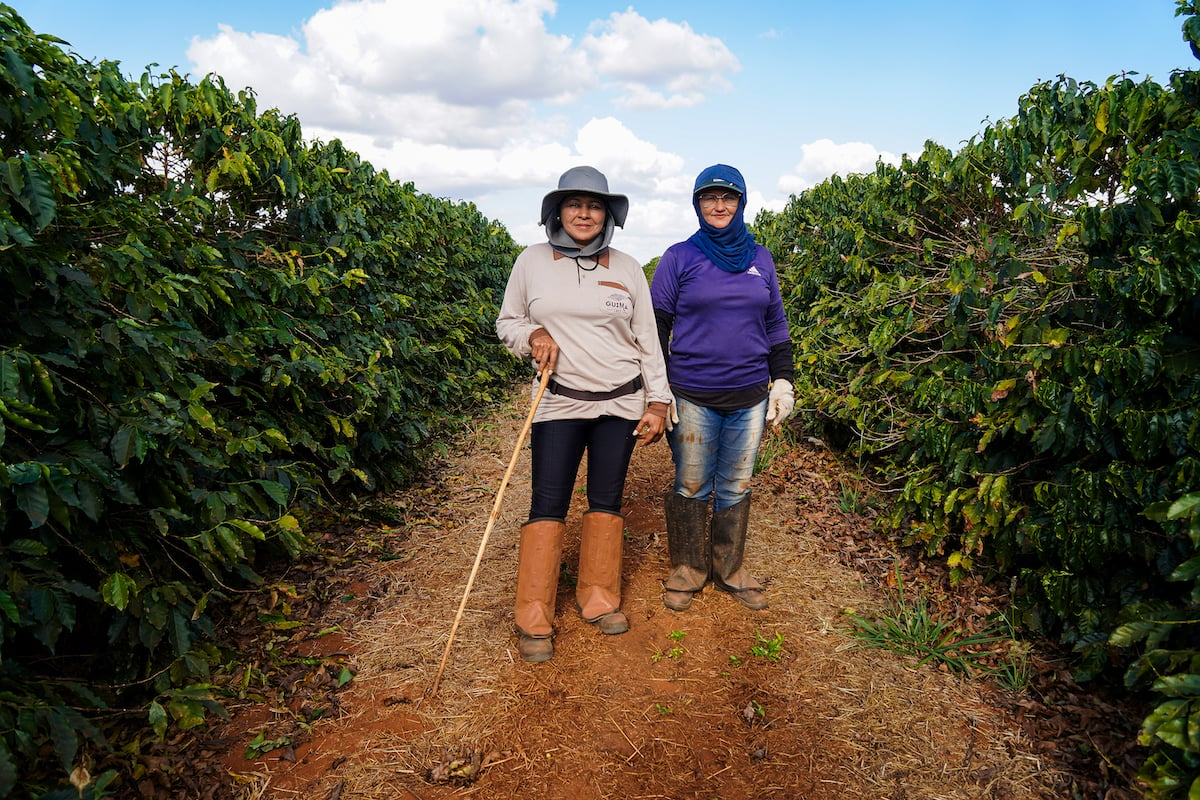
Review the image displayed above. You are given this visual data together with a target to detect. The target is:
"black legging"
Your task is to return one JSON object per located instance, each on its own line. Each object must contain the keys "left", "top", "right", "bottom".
{"left": 528, "top": 416, "right": 639, "bottom": 520}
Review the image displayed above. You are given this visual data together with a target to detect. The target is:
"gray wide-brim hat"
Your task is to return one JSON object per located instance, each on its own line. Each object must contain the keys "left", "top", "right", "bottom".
{"left": 539, "top": 166, "right": 629, "bottom": 228}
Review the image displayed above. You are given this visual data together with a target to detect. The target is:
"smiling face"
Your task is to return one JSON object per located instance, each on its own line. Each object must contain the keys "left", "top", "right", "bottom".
{"left": 696, "top": 190, "right": 742, "bottom": 229}
{"left": 559, "top": 193, "right": 607, "bottom": 246}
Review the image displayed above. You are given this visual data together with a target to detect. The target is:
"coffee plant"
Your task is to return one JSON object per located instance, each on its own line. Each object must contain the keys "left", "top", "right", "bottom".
{"left": 1114, "top": 491, "right": 1200, "bottom": 797}
{"left": 0, "top": 5, "right": 521, "bottom": 796}
{"left": 755, "top": 1, "right": 1199, "bottom": 794}
{"left": 6, "top": 0, "right": 1200, "bottom": 795}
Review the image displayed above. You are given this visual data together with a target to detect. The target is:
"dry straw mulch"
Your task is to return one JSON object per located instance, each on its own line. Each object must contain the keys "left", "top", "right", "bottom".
{"left": 195, "top": 387, "right": 1144, "bottom": 800}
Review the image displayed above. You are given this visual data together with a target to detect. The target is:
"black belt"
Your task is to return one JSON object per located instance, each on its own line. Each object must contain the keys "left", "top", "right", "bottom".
{"left": 547, "top": 375, "right": 643, "bottom": 401}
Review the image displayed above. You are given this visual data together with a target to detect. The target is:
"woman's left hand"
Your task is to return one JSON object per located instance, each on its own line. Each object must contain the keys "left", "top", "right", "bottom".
{"left": 633, "top": 411, "right": 666, "bottom": 446}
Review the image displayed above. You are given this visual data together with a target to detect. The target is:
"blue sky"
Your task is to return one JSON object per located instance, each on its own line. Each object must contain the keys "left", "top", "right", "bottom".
{"left": 16, "top": 1, "right": 1196, "bottom": 263}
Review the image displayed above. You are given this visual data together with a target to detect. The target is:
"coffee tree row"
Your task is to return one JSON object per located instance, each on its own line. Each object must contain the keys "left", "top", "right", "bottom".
{"left": 753, "top": 3, "right": 1199, "bottom": 795}
{"left": 0, "top": 6, "right": 523, "bottom": 796}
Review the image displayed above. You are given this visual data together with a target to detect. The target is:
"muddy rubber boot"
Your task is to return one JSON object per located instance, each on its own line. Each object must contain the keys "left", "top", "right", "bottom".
{"left": 711, "top": 494, "right": 768, "bottom": 610}
{"left": 663, "top": 493, "right": 711, "bottom": 611}
{"left": 576, "top": 510, "right": 629, "bottom": 635}
{"left": 514, "top": 518, "right": 565, "bottom": 661}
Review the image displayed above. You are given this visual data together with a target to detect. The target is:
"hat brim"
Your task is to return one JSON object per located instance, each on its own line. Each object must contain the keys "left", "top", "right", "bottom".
{"left": 694, "top": 180, "right": 744, "bottom": 195}
{"left": 540, "top": 190, "right": 629, "bottom": 228}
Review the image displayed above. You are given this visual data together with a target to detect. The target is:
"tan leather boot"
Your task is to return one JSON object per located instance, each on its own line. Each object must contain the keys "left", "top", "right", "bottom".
{"left": 576, "top": 510, "right": 629, "bottom": 635}
{"left": 514, "top": 518, "right": 565, "bottom": 661}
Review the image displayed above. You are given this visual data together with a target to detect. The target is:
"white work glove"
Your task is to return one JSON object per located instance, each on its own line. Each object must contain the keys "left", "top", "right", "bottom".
{"left": 765, "top": 379, "right": 795, "bottom": 427}
{"left": 665, "top": 401, "right": 679, "bottom": 432}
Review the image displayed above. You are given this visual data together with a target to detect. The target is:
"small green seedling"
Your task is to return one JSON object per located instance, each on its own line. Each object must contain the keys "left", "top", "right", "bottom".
{"left": 244, "top": 731, "right": 294, "bottom": 760}
{"left": 651, "top": 630, "right": 688, "bottom": 662}
{"left": 749, "top": 630, "right": 786, "bottom": 662}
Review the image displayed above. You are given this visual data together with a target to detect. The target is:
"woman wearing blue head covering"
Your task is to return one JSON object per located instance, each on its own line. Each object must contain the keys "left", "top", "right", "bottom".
{"left": 649, "top": 164, "right": 795, "bottom": 612}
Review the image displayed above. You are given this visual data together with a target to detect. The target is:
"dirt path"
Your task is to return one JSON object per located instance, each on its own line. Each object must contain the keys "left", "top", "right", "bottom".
{"left": 194, "top": 388, "right": 1140, "bottom": 799}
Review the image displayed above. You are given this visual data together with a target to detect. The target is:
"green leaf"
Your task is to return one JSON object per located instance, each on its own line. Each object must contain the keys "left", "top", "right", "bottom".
{"left": 187, "top": 402, "right": 218, "bottom": 431}
{"left": 0, "top": 590, "right": 18, "bottom": 624}
{"left": 43, "top": 707, "right": 80, "bottom": 772}
{"left": 1144, "top": 697, "right": 1200, "bottom": 752}
{"left": 100, "top": 572, "right": 137, "bottom": 611}
{"left": 990, "top": 379, "right": 1017, "bottom": 401}
{"left": 148, "top": 701, "right": 168, "bottom": 739}
{"left": 109, "top": 426, "right": 140, "bottom": 468}
{"left": 2, "top": 45, "right": 35, "bottom": 94}
{"left": 187, "top": 381, "right": 220, "bottom": 402}
{"left": 261, "top": 428, "right": 290, "bottom": 449}
{"left": 1041, "top": 328, "right": 1069, "bottom": 347}
{"left": 0, "top": 739, "right": 16, "bottom": 797}
{"left": 7, "top": 538, "right": 48, "bottom": 556}
{"left": 6, "top": 462, "right": 41, "bottom": 484}
{"left": 15, "top": 480, "right": 50, "bottom": 528}
{"left": 1171, "top": 555, "right": 1200, "bottom": 583}
{"left": 226, "top": 518, "right": 267, "bottom": 541}
{"left": 1094, "top": 98, "right": 1110, "bottom": 134}
{"left": 17, "top": 157, "right": 57, "bottom": 230}
{"left": 257, "top": 479, "right": 290, "bottom": 506}
{"left": 1156, "top": 674, "right": 1200, "bottom": 698}
{"left": 215, "top": 524, "right": 246, "bottom": 560}
{"left": 171, "top": 608, "right": 193, "bottom": 654}
{"left": 1169, "top": 493, "right": 1200, "bottom": 521}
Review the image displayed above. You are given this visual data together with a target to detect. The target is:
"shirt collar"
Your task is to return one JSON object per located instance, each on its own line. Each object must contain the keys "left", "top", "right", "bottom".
{"left": 552, "top": 249, "right": 610, "bottom": 268}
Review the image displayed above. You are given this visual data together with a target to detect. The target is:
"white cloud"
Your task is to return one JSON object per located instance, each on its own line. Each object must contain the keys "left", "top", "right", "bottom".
{"left": 574, "top": 118, "right": 685, "bottom": 183}
{"left": 188, "top": 3, "right": 568, "bottom": 146}
{"left": 298, "top": 115, "right": 690, "bottom": 262}
{"left": 300, "top": 0, "right": 586, "bottom": 104}
{"left": 620, "top": 197, "right": 693, "bottom": 262}
{"left": 189, "top": 26, "right": 356, "bottom": 124}
{"left": 777, "top": 139, "right": 901, "bottom": 194}
{"left": 301, "top": 125, "right": 593, "bottom": 203}
{"left": 185, "top": 1, "right": 723, "bottom": 179}
{"left": 184, "top": 0, "right": 749, "bottom": 262}
{"left": 187, "top": 1, "right": 738, "bottom": 142}
{"left": 582, "top": 9, "right": 739, "bottom": 109}
{"left": 571, "top": 119, "right": 692, "bottom": 260}
{"left": 609, "top": 84, "right": 707, "bottom": 111}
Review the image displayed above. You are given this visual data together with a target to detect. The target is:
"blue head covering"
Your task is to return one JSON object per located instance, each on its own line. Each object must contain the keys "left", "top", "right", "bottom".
{"left": 687, "top": 164, "right": 756, "bottom": 273}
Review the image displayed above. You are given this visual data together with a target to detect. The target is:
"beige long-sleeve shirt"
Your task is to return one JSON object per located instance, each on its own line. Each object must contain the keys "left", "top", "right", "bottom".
{"left": 496, "top": 243, "right": 672, "bottom": 423}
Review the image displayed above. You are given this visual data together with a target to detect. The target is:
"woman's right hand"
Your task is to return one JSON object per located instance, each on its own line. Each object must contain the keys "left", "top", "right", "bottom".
{"left": 530, "top": 331, "right": 559, "bottom": 375}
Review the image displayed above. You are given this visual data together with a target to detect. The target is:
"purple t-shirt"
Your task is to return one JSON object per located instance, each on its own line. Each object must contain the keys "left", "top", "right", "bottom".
{"left": 650, "top": 240, "right": 791, "bottom": 393}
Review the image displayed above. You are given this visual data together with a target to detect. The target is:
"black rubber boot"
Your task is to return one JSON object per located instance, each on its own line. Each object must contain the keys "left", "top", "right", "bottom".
{"left": 711, "top": 494, "right": 767, "bottom": 610}
{"left": 663, "top": 493, "right": 710, "bottom": 611}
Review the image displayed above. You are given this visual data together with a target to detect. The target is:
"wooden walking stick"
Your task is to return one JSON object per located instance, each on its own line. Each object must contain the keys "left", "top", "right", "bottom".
{"left": 430, "top": 368, "right": 552, "bottom": 695}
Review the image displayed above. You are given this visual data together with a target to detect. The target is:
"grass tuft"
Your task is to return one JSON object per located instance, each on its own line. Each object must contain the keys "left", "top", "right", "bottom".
{"left": 844, "top": 564, "right": 1030, "bottom": 690}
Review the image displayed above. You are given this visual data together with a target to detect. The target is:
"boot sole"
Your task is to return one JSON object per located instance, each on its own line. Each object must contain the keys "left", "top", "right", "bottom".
{"left": 719, "top": 586, "right": 768, "bottom": 610}
{"left": 583, "top": 610, "right": 630, "bottom": 635}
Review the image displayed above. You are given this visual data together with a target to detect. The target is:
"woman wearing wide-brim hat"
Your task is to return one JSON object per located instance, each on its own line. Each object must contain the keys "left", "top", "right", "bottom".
{"left": 496, "top": 166, "right": 672, "bottom": 662}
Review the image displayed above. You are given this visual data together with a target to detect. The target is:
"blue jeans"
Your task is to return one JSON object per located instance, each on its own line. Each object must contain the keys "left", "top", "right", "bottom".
{"left": 529, "top": 416, "right": 639, "bottom": 520}
{"left": 667, "top": 397, "right": 767, "bottom": 511}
